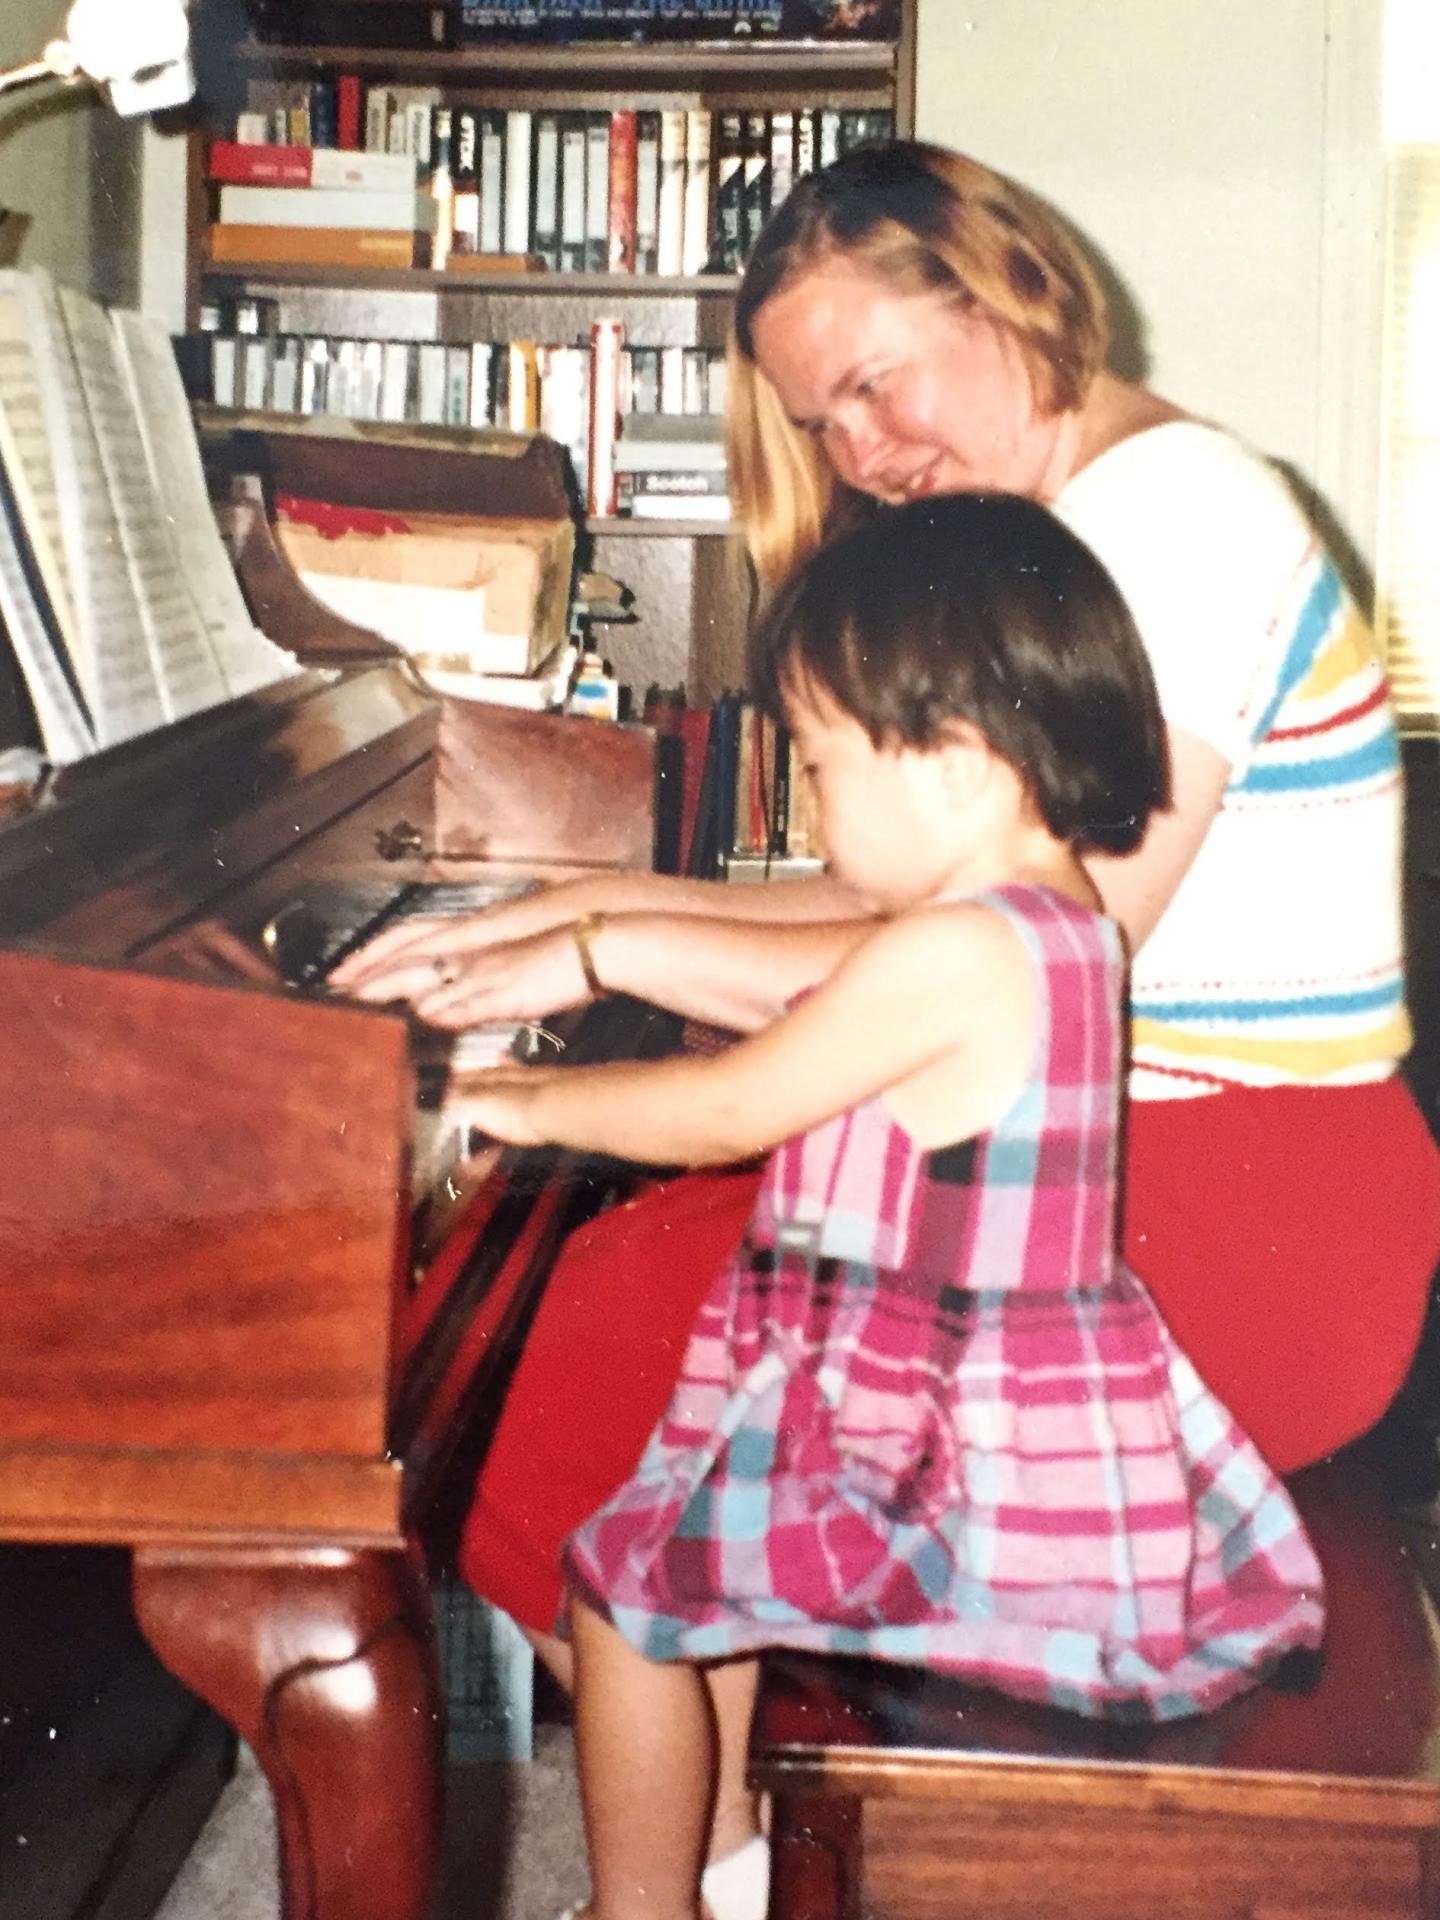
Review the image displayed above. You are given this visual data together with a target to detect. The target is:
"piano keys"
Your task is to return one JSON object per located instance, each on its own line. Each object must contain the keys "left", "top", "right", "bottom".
{"left": 0, "top": 421, "right": 676, "bottom": 1919}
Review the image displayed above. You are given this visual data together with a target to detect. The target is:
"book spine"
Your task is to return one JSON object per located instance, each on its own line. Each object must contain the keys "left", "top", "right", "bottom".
{"left": 309, "top": 147, "right": 419, "bottom": 190}
{"left": 740, "top": 109, "right": 770, "bottom": 262}
{"left": 217, "top": 185, "right": 435, "bottom": 231}
{"left": 531, "top": 109, "right": 561, "bottom": 270}
{"left": 235, "top": 110, "right": 270, "bottom": 146}
{"left": 444, "top": 344, "right": 472, "bottom": 425}
{"left": 633, "top": 110, "right": 661, "bottom": 274}
{"left": 587, "top": 317, "right": 624, "bottom": 516}
{"left": 794, "top": 106, "right": 816, "bottom": 181}
{"left": 310, "top": 79, "right": 338, "bottom": 150}
{"left": 357, "top": 338, "right": 385, "bottom": 419}
{"left": 448, "top": 107, "right": 477, "bottom": 254}
{"left": 627, "top": 345, "right": 660, "bottom": 412}
{"left": 768, "top": 107, "right": 794, "bottom": 217}
{"left": 607, "top": 109, "right": 637, "bottom": 273}
{"left": 209, "top": 140, "right": 313, "bottom": 186}
{"left": 416, "top": 341, "right": 448, "bottom": 423}
{"left": 558, "top": 110, "right": 587, "bottom": 272}
{"left": 539, "top": 342, "right": 591, "bottom": 492}
{"left": 478, "top": 109, "right": 505, "bottom": 254}
{"left": 658, "top": 342, "right": 686, "bottom": 414}
{"left": 584, "top": 110, "right": 610, "bottom": 272}
{"left": 712, "top": 110, "right": 744, "bottom": 272}
{"left": 818, "top": 106, "right": 842, "bottom": 170}
{"left": 656, "top": 108, "right": 686, "bottom": 276}
{"left": 507, "top": 339, "right": 540, "bottom": 431}
{"left": 208, "top": 224, "right": 419, "bottom": 267}
{"left": 336, "top": 73, "right": 362, "bottom": 150}
{"left": 503, "top": 109, "right": 534, "bottom": 253}
{"left": 364, "top": 85, "right": 392, "bottom": 154}
{"left": 380, "top": 339, "right": 413, "bottom": 422}
{"left": 681, "top": 107, "right": 712, "bottom": 276}
{"left": 428, "top": 106, "right": 454, "bottom": 270}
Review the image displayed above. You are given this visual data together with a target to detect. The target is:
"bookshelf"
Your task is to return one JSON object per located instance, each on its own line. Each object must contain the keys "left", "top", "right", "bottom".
{"left": 185, "top": 2, "right": 917, "bottom": 704}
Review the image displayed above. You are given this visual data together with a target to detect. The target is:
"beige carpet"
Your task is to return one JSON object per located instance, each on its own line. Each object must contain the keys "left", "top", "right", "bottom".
{"left": 155, "top": 1723, "right": 589, "bottom": 1920}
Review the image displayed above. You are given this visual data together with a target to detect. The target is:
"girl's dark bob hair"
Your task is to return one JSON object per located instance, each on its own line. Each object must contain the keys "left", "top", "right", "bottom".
{"left": 749, "top": 494, "right": 1170, "bottom": 858}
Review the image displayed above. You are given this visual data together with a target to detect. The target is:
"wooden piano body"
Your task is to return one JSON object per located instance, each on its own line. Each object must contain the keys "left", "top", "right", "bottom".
{"left": 0, "top": 427, "right": 667, "bottom": 1919}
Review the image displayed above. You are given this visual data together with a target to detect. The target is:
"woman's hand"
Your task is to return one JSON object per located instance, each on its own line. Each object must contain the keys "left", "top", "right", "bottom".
{"left": 333, "top": 922, "right": 594, "bottom": 1029}
{"left": 330, "top": 880, "right": 594, "bottom": 998}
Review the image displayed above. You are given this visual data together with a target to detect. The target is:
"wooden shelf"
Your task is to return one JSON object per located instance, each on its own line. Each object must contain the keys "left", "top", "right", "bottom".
{"left": 235, "top": 37, "right": 900, "bottom": 86}
{"left": 201, "top": 262, "right": 742, "bottom": 296}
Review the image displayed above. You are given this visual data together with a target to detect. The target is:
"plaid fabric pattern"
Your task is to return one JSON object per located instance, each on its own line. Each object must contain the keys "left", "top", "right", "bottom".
{"left": 565, "top": 887, "right": 1324, "bottom": 1721}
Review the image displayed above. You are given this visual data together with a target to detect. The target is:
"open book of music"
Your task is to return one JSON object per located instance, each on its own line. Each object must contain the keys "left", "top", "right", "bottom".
{"left": 0, "top": 267, "right": 297, "bottom": 773}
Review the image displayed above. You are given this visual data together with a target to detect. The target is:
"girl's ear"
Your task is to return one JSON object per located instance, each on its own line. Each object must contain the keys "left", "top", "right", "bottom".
{"left": 932, "top": 721, "right": 995, "bottom": 812}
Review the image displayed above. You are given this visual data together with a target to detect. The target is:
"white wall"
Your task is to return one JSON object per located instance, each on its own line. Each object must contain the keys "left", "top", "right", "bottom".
{"left": 0, "top": 0, "right": 100, "bottom": 291}
{"left": 915, "top": 0, "right": 1386, "bottom": 576}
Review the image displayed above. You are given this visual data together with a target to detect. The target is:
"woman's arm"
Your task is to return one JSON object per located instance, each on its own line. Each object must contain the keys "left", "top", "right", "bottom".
{"left": 337, "top": 908, "right": 874, "bottom": 1032}
{"left": 460, "top": 904, "right": 1033, "bottom": 1165}
{"left": 1083, "top": 725, "right": 1230, "bottom": 951}
{"left": 331, "top": 867, "right": 866, "bottom": 987}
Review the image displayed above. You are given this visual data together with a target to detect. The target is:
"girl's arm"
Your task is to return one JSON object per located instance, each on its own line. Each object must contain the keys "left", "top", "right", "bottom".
{"left": 462, "top": 903, "right": 1034, "bottom": 1165}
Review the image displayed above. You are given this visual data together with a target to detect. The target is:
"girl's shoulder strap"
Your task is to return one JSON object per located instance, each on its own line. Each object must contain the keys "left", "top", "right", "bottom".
{"left": 968, "top": 882, "right": 1123, "bottom": 969}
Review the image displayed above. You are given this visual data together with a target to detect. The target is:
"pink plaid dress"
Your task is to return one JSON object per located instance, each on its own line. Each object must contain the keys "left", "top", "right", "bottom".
{"left": 565, "top": 885, "right": 1324, "bottom": 1720}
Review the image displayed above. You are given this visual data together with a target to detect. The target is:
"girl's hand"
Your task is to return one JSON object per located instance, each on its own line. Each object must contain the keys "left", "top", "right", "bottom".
{"left": 458, "top": 1064, "right": 563, "bottom": 1148}
{"left": 335, "top": 923, "right": 594, "bottom": 1028}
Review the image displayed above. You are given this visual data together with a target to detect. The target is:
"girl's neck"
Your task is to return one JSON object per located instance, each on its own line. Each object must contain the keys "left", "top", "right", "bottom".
{"left": 926, "top": 812, "right": 1096, "bottom": 915}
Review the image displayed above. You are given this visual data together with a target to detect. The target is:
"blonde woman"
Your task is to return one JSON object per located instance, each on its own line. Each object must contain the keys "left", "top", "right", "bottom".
{"left": 335, "top": 140, "right": 1439, "bottom": 1918}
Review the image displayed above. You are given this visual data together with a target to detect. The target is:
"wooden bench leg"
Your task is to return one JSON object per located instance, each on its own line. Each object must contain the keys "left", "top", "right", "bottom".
{"left": 769, "top": 1791, "right": 862, "bottom": 1920}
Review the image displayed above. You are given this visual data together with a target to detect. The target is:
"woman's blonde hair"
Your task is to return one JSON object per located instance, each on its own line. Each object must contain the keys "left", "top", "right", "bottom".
{"left": 727, "top": 140, "right": 1109, "bottom": 584}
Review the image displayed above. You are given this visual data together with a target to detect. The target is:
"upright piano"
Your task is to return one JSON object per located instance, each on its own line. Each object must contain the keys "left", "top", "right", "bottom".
{"left": 0, "top": 426, "right": 676, "bottom": 1920}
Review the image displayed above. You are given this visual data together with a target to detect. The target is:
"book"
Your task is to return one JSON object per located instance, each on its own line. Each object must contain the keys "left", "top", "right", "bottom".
{"left": 336, "top": 74, "right": 362, "bottom": 149}
{"left": 503, "top": 110, "right": 534, "bottom": 254}
{"left": 768, "top": 109, "right": 795, "bottom": 218}
{"left": 607, "top": 110, "right": 637, "bottom": 273}
{"left": 217, "top": 185, "right": 438, "bottom": 232}
{"left": 416, "top": 341, "right": 448, "bottom": 423}
{"left": 740, "top": 110, "right": 770, "bottom": 261}
{"left": 587, "top": 317, "right": 624, "bottom": 516}
{"left": 451, "top": 107, "right": 482, "bottom": 254}
{"left": 617, "top": 468, "right": 728, "bottom": 500}
{"left": 558, "top": 111, "right": 587, "bottom": 272}
{"left": 585, "top": 111, "right": 610, "bottom": 273}
{"left": 380, "top": 339, "right": 413, "bottom": 422}
{"left": 681, "top": 108, "right": 713, "bottom": 276}
{"left": 656, "top": 108, "right": 687, "bottom": 275}
{"left": 624, "top": 492, "right": 731, "bottom": 520}
{"left": 208, "top": 225, "right": 420, "bottom": 268}
{"left": 506, "top": 339, "right": 541, "bottom": 431}
{"left": 634, "top": 110, "right": 661, "bottom": 274}
{"left": 478, "top": 109, "right": 506, "bottom": 254}
{"left": 532, "top": 110, "right": 561, "bottom": 270}
{"left": 712, "top": 111, "right": 744, "bottom": 272}
{"left": 208, "top": 143, "right": 420, "bottom": 192}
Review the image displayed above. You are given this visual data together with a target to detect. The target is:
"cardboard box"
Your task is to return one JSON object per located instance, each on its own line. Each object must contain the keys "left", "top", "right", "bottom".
{"left": 277, "top": 498, "right": 573, "bottom": 677}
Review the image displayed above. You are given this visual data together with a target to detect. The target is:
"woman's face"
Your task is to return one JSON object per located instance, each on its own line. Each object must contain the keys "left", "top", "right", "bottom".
{"left": 749, "top": 256, "right": 1063, "bottom": 503}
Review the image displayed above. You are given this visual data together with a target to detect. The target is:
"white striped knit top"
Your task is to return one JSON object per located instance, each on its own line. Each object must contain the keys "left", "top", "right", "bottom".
{"left": 1055, "top": 422, "right": 1409, "bottom": 1100}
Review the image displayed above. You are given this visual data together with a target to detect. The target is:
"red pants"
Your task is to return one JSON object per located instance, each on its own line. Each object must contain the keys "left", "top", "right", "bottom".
{"left": 459, "top": 1078, "right": 1440, "bottom": 1634}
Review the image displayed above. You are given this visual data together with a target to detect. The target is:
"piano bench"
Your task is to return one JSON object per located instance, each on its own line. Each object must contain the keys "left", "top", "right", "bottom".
{"left": 750, "top": 1447, "right": 1440, "bottom": 1920}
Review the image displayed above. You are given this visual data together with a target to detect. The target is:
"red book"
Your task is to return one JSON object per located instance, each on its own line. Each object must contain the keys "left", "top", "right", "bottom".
{"left": 607, "top": 110, "right": 637, "bottom": 274}
{"left": 209, "top": 139, "right": 310, "bottom": 186}
{"left": 336, "top": 74, "right": 362, "bottom": 150}
{"left": 677, "top": 705, "right": 712, "bottom": 876}
{"left": 208, "top": 140, "right": 418, "bottom": 191}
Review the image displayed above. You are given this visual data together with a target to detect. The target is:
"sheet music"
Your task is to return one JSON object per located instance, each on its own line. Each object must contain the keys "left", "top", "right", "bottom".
{"left": 0, "top": 292, "right": 81, "bottom": 663}
{"left": 0, "top": 270, "right": 165, "bottom": 746}
{"left": 110, "top": 308, "right": 298, "bottom": 698}
{"left": 0, "top": 449, "right": 94, "bottom": 762}
{"left": 57, "top": 286, "right": 229, "bottom": 723}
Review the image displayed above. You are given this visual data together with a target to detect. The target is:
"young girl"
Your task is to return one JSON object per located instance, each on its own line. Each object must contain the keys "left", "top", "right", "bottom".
{"left": 460, "top": 495, "right": 1324, "bottom": 1920}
